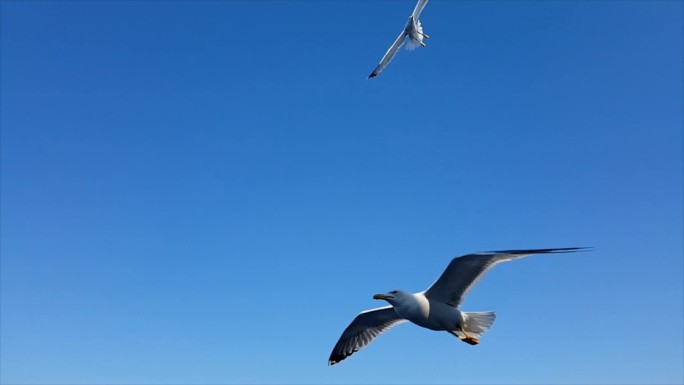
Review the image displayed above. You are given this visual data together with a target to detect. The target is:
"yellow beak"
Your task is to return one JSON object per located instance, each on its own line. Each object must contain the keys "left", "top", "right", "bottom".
{"left": 373, "top": 294, "right": 391, "bottom": 300}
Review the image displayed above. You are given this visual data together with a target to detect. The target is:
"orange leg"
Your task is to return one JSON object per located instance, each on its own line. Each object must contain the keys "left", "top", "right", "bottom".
{"left": 459, "top": 326, "right": 480, "bottom": 345}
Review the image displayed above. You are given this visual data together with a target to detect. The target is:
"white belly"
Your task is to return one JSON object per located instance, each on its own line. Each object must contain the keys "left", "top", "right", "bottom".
{"left": 394, "top": 296, "right": 464, "bottom": 331}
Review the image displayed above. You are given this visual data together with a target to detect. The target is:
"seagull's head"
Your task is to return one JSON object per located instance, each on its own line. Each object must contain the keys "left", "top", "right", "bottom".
{"left": 373, "top": 290, "right": 410, "bottom": 305}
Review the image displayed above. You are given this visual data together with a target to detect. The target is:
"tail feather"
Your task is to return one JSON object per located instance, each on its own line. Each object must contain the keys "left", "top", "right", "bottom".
{"left": 450, "top": 311, "right": 496, "bottom": 339}
{"left": 464, "top": 312, "right": 496, "bottom": 337}
{"left": 406, "top": 38, "right": 423, "bottom": 50}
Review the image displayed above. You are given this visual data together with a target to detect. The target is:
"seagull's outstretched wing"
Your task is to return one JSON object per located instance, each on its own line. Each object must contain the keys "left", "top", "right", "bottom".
{"left": 411, "top": 0, "right": 429, "bottom": 19}
{"left": 368, "top": 30, "right": 407, "bottom": 79}
{"left": 329, "top": 306, "right": 406, "bottom": 365}
{"left": 423, "top": 248, "right": 586, "bottom": 307}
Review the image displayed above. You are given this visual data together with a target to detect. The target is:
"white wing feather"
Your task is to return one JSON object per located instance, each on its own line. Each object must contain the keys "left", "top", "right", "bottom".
{"left": 368, "top": 30, "right": 407, "bottom": 78}
{"left": 411, "top": 0, "right": 429, "bottom": 19}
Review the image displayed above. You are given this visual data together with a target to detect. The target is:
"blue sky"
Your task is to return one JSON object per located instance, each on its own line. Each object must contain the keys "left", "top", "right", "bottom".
{"left": 1, "top": 0, "right": 682, "bottom": 384}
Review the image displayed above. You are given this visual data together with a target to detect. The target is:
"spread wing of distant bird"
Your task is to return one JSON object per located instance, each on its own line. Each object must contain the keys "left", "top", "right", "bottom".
{"left": 368, "top": 0, "right": 430, "bottom": 79}
{"left": 411, "top": 0, "right": 429, "bottom": 19}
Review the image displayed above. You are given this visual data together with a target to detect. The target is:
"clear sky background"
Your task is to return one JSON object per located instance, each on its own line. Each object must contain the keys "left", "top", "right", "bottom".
{"left": 1, "top": 1, "right": 682, "bottom": 384}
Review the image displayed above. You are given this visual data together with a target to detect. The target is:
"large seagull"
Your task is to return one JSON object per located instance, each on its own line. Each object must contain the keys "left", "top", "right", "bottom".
{"left": 368, "top": 0, "right": 430, "bottom": 79}
{"left": 328, "top": 248, "right": 587, "bottom": 365}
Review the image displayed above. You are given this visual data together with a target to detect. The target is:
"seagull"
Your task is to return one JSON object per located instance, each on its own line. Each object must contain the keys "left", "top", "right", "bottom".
{"left": 368, "top": 0, "right": 430, "bottom": 79}
{"left": 328, "top": 247, "right": 587, "bottom": 365}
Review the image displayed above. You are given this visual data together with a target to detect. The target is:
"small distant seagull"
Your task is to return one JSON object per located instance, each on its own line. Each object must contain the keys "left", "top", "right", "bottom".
{"left": 328, "top": 247, "right": 588, "bottom": 365}
{"left": 368, "top": 0, "right": 430, "bottom": 79}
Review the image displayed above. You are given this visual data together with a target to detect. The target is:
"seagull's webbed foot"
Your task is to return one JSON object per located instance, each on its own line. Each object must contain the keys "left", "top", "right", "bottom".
{"left": 420, "top": 41, "right": 427, "bottom": 47}
{"left": 422, "top": 33, "right": 430, "bottom": 39}
{"left": 458, "top": 327, "right": 480, "bottom": 345}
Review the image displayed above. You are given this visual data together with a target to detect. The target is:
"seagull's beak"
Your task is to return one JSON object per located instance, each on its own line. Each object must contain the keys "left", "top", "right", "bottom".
{"left": 373, "top": 294, "right": 391, "bottom": 300}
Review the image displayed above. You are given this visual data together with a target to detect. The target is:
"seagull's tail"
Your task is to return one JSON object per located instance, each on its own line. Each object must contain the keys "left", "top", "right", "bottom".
{"left": 406, "top": 37, "right": 424, "bottom": 51}
{"left": 458, "top": 312, "right": 496, "bottom": 338}
{"left": 464, "top": 312, "right": 496, "bottom": 337}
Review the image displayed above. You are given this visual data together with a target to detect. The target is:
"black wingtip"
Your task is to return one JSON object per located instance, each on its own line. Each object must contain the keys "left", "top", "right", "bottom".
{"left": 485, "top": 247, "right": 591, "bottom": 255}
{"left": 368, "top": 72, "right": 378, "bottom": 79}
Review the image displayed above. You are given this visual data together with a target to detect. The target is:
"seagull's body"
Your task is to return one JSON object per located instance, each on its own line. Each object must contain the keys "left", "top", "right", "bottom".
{"left": 328, "top": 247, "right": 587, "bottom": 365}
{"left": 368, "top": 0, "right": 430, "bottom": 79}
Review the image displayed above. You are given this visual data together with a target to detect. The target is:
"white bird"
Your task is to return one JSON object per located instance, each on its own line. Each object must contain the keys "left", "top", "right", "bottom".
{"left": 328, "top": 247, "right": 586, "bottom": 365}
{"left": 368, "top": 0, "right": 430, "bottom": 79}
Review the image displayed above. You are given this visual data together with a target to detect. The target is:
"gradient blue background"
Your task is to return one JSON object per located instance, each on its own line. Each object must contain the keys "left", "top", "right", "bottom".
{"left": 1, "top": 1, "right": 682, "bottom": 384}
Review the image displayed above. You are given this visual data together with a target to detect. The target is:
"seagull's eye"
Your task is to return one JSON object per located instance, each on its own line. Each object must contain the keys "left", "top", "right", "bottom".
{"left": 390, "top": 290, "right": 398, "bottom": 295}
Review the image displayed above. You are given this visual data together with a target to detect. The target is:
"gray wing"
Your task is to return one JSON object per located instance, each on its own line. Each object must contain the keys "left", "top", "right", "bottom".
{"left": 328, "top": 306, "right": 406, "bottom": 365}
{"left": 423, "top": 248, "right": 585, "bottom": 307}
{"left": 411, "top": 0, "right": 429, "bottom": 19}
{"left": 368, "top": 30, "right": 407, "bottom": 79}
